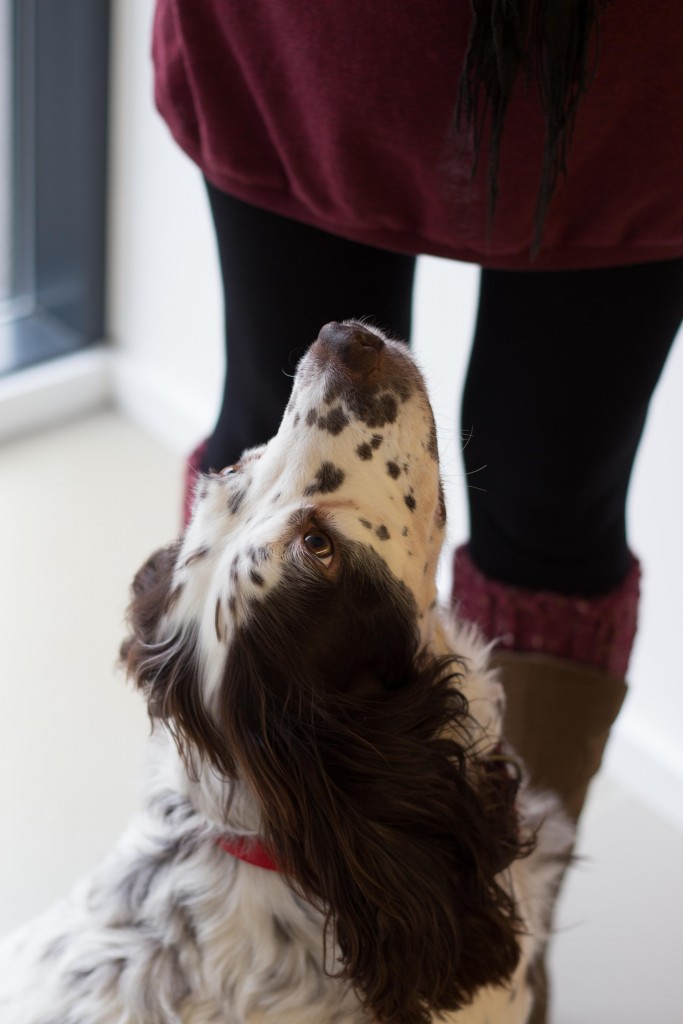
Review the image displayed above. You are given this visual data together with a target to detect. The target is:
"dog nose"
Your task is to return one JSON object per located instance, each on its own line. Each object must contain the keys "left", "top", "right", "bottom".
{"left": 317, "top": 321, "right": 384, "bottom": 377}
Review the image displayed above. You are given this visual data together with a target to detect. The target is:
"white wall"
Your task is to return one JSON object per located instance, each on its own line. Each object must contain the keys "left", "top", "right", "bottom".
{"left": 108, "top": 0, "right": 224, "bottom": 452}
{"left": 108, "top": 0, "right": 683, "bottom": 825}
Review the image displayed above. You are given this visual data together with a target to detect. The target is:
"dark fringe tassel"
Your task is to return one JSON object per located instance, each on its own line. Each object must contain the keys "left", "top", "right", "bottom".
{"left": 456, "top": 0, "right": 611, "bottom": 256}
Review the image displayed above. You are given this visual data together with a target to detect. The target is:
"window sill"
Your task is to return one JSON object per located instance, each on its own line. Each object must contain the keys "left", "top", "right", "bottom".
{"left": 0, "top": 341, "right": 112, "bottom": 442}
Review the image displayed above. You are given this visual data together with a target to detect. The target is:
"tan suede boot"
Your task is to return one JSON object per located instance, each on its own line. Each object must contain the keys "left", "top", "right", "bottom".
{"left": 494, "top": 651, "right": 627, "bottom": 1023}
{"left": 494, "top": 651, "right": 627, "bottom": 823}
{"left": 451, "top": 545, "right": 637, "bottom": 1021}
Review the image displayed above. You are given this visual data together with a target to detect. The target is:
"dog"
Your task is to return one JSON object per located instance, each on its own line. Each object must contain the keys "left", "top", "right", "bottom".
{"left": 0, "top": 321, "right": 572, "bottom": 1024}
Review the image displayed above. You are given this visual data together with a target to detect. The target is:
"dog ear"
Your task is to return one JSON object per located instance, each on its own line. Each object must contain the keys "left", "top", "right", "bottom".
{"left": 219, "top": 633, "right": 526, "bottom": 1024}
{"left": 121, "top": 543, "right": 180, "bottom": 650}
{"left": 121, "top": 542, "right": 233, "bottom": 779}
{"left": 120, "top": 542, "right": 182, "bottom": 683}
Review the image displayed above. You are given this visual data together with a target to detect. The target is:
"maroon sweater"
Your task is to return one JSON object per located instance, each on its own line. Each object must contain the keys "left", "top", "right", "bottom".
{"left": 153, "top": 0, "right": 683, "bottom": 270}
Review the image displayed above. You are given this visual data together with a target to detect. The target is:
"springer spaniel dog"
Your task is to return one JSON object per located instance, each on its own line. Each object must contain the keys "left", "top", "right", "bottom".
{"left": 0, "top": 322, "right": 572, "bottom": 1024}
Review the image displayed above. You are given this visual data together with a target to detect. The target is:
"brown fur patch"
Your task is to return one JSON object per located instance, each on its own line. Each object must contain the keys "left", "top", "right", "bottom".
{"left": 183, "top": 546, "right": 210, "bottom": 567}
{"left": 215, "top": 599, "right": 225, "bottom": 643}
{"left": 317, "top": 406, "right": 350, "bottom": 435}
{"left": 304, "top": 462, "right": 346, "bottom": 496}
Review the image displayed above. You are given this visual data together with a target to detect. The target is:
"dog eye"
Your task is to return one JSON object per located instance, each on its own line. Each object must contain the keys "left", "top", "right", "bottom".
{"left": 219, "top": 463, "right": 241, "bottom": 476}
{"left": 303, "top": 532, "right": 334, "bottom": 563}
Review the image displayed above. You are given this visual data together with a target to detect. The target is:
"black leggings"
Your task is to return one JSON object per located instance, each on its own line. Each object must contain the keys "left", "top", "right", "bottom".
{"left": 204, "top": 184, "right": 683, "bottom": 596}
{"left": 204, "top": 182, "right": 416, "bottom": 469}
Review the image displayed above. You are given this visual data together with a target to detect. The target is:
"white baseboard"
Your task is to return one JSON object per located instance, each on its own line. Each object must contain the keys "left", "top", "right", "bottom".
{"left": 0, "top": 347, "right": 112, "bottom": 443}
{"left": 0, "top": 345, "right": 208, "bottom": 453}
{"left": 110, "top": 351, "right": 211, "bottom": 456}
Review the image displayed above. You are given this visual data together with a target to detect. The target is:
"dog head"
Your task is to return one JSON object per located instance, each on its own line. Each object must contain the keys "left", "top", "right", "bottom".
{"left": 124, "top": 322, "right": 523, "bottom": 1023}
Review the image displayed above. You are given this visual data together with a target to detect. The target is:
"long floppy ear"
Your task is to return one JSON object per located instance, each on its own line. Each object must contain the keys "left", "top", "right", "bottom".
{"left": 120, "top": 541, "right": 185, "bottom": 691}
{"left": 120, "top": 543, "right": 180, "bottom": 662}
{"left": 216, "top": 608, "right": 527, "bottom": 1024}
{"left": 121, "top": 542, "right": 231, "bottom": 778}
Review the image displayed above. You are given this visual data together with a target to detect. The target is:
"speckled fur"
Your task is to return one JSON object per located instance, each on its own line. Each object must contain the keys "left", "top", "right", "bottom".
{"left": 0, "top": 322, "right": 573, "bottom": 1023}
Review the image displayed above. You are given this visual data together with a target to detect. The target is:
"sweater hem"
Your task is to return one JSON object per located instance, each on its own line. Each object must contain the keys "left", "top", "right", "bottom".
{"left": 164, "top": 123, "right": 683, "bottom": 273}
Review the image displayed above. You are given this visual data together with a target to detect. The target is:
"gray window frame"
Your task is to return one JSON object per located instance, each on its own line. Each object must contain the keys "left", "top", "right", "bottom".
{"left": 1, "top": 0, "right": 110, "bottom": 376}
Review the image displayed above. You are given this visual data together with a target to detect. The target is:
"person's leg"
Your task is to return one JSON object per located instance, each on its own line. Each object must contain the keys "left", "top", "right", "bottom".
{"left": 203, "top": 184, "right": 417, "bottom": 471}
{"left": 453, "top": 257, "right": 683, "bottom": 1022}
{"left": 454, "top": 257, "right": 683, "bottom": 807}
{"left": 455, "top": 257, "right": 683, "bottom": 673}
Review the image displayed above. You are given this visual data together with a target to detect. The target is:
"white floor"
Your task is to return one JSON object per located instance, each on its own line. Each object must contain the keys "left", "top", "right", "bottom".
{"left": 1, "top": 411, "right": 682, "bottom": 1022}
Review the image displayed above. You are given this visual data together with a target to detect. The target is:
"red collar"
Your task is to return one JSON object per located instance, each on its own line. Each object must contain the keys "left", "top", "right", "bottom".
{"left": 216, "top": 835, "right": 280, "bottom": 872}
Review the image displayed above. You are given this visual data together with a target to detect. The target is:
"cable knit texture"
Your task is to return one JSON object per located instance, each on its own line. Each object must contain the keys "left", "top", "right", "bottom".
{"left": 452, "top": 545, "right": 640, "bottom": 678}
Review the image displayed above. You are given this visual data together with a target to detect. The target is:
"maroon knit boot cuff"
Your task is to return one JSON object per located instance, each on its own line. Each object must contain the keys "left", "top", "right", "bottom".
{"left": 451, "top": 545, "right": 640, "bottom": 678}
{"left": 183, "top": 440, "right": 208, "bottom": 528}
